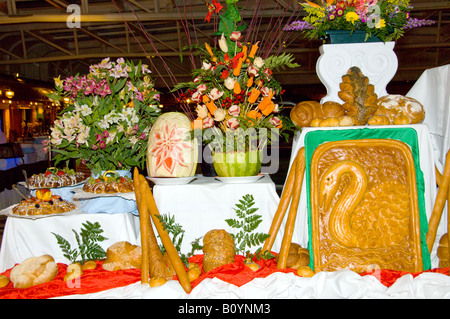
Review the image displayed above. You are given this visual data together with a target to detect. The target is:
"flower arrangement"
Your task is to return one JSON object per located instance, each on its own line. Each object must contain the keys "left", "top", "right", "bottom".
{"left": 46, "top": 58, "right": 161, "bottom": 175}
{"left": 284, "top": 0, "right": 435, "bottom": 43}
{"left": 172, "top": 0, "right": 299, "bottom": 153}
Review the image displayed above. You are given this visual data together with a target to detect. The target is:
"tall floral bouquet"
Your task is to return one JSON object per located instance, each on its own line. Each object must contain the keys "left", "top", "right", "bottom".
{"left": 284, "top": 0, "right": 435, "bottom": 42}
{"left": 47, "top": 58, "right": 161, "bottom": 175}
{"left": 173, "top": 0, "right": 299, "bottom": 155}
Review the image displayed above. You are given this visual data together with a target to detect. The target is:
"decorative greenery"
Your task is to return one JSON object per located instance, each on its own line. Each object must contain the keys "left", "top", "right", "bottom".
{"left": 225, "top": 194, "right": 274, "bottom": 260}
{"left": 156, "top": 213, "right": 203, "bottom": 266}
{"left": 46, "top": 58, "right": 161, "bottom": 175}
{"left": 284, "top": 0, "right": 435, "bottom": 43}
{"left": 52, "top": 221, "right": 108, "bottom": 264}
{"left": 172, "top": 0, "right": 299, "bottom": 152}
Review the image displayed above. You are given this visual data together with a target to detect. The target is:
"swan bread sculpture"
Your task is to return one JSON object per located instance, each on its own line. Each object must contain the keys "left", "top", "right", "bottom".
{"left": 310, "top": 139, "right": 423, "bottom": 273}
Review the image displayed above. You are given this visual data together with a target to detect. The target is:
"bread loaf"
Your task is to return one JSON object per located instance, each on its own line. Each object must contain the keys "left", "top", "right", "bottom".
{"left": 437, "top": 233, "right": 449, "bottom": 268}
{"left": 202, "top": 229, "right": 236, "bottom": 272}
{"left": 102, "top": 241, "right": 142, "bottom": 271}
{"left": 374, "top": 95, "right": 425, "bottom": 125}
{"left": 10, "top": 255, "right": 58, "bottom": 288}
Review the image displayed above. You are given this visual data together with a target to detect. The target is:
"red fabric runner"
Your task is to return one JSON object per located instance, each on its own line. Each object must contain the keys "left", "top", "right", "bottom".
{"left": 0, "top": 256, "right": 448, "bottom": 299}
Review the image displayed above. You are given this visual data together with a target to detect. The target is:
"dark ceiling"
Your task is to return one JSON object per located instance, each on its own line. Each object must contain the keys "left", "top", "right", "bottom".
{"left": 0, "top": 0, "right": 449, "bottom": 102}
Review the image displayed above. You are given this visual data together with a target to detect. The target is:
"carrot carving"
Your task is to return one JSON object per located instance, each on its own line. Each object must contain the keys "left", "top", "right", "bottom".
{"left": 234, "top": 81, "right": 241, "bottom": 95}
{"left": 248, "top": 41, "right": 260, "bottom": 59}
{"left": 247, "top": 88, "right": 261, "bottom": 104}
{"left": 247, "top": 76, "right": 254, "bottom": 88}
{"left": 233, "top": 58, "right": 244, "bottom": 76}
{"left": 203, "top": 95, "right": 217, "bottom": 115}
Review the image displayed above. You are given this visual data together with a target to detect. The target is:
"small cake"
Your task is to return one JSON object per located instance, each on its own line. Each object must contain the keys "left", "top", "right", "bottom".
{"left": 12, "top": 189, "right": 76, "bottom": 216}
{"left": 28, "top": 167, "right": 87, "bottom": 188}
{"left": 82, "top": 170, "right": 134, "bottom": 194}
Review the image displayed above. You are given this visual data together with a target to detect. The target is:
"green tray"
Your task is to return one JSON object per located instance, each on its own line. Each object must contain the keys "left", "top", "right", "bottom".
{"left": 304, "top": 127, "right": 430, "bottom": 271}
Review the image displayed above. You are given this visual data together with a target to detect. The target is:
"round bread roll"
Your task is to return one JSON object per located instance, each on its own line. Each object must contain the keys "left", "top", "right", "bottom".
{"left": 10, "top": 255, "right": 58, "bottom": 288}
{"left": 81, "top": 260, "right": 97, "bottom": 271}
{"left": 374, "top": 94, "right": 425, "bottom": 124}
{"left": 368, "top": 115, "right": 390, "bottom": 126}
{"left": 339, "top": 116, "right": 354, "bottom": 126}
{"left": 297, "top": 266, "right": 315, "bottom": 277}
{"left": 0, "top": 275, "right": 10, "bottom": 288}
{"left": 149, "top": 277, "right": 166, "bottom": 287}
{"left": 318, "top": 117, "right": 340, "bottom": 127}
{"left": 187, "top": 265, "right": 202, "bottom": 282}
{"left": 290, "top": 101, "right": 321, "bottom": 127}
{"left": 321, "top": 101, "right": 345, "bottom": 118}
{"left": 64, "top": 263, "right": 83, "bottom": 282}
{"left": 310, "top": 118, "right": 321, "bottom": 127}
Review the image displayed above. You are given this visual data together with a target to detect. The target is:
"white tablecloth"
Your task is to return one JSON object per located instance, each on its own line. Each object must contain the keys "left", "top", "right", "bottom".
{"left": 0, "top": 212, "right": 140, "bottom": 272}
{"left": 152, "top": 174, "right": 284, "bottom": 254}
{"left": 288, "top": 124, "right": 443, "bottom": 267}
{"left": 407, "top": 64, "right": 450, "bottom": 173}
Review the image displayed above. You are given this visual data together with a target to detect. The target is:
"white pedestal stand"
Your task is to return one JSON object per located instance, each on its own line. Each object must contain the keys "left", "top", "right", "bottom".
{"left": 316, "top": 41, "right": 398, "bottom": 103}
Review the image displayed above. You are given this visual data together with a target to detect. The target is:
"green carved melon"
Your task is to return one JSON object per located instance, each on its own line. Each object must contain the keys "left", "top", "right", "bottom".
{"left": 212, "top": 150, "right": 262, "bottom": 177}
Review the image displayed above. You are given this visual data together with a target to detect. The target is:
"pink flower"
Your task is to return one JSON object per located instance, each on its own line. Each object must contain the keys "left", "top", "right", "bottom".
{"left": 102, "top": 130, "right": 109, "bottom": 139}
{"left": 92, "top": 144, "right": 99, "bottom": 150}
{"left": 208, "top": 88, "right": 224, "bottom": 101}
{"left": 202, "top": 117, "right": 215, "bottom": 129}
{"left": 230, "top": 31, "right": 242, "bottom": 41}
{"left": 226, "top": 117, "right": 239, "bottom": 129}
{"left": 99, "top": 140, "right": 106, "bottom": 149}
{"left": 228, "top": 104, "right": 240, "bottom": 116}
{"left": 95, "top": 133, "right": 102, "bottom": 142}
{"left": 270, "top": 116, "right": 282, "bottom": 128}
{"left": 138, "top": 132, "right": 147, "bottom": 140}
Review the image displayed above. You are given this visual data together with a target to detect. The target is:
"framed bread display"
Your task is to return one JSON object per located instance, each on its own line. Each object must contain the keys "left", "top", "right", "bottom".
{"left": 305, "top": 128, "right": 430, "bottom": 273}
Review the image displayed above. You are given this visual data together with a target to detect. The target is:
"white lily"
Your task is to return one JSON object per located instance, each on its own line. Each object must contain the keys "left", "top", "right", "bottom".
{"left": 218, "top": 33, "right": 228, "bottom": 53}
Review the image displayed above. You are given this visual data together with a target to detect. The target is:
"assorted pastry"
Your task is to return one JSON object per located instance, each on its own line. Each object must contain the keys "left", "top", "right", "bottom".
{"left": 82, "top": 170, "right": 134, "bottom": 194}
{"left": 27, "top": 167, "right": 87, "bottom": 189}
{"left": 12, "top": 188, "right": 76, "bottom": 216}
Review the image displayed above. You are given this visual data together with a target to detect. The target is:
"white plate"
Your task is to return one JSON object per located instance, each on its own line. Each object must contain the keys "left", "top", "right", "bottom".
{"left": 215, "top": 174, "right": 264, "bottom": 184}
{"left": 147, "top": 176, "right": 197, "bottom": 185}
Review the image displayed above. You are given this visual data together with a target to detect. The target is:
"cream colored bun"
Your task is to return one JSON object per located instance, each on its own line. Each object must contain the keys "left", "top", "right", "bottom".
{"left": 368, "top": 115, "right": 390, "bottom": 126}
{"left": 0, "top": 275, "right": 10, "bottom": 288}
{"left": 245, "top": 262, "right": 261, "bottom": 272}
{"left": 338, "top": 116, "right": 354, "bottom": 126}
{"left": 10, "top": 255, "right": 58, "bottom": 288}
{"left": 102, "top": 241, "right": 142, "bottom": 271}
{"left": 149, "top": 277, "right": 167, "bottom": 287}
{"left": 374, "top": 94, "right": 425, "bottom": 124}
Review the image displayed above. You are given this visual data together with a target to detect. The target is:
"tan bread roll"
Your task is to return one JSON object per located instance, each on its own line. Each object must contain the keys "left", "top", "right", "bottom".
{"left": 290, "top": 101, "right": 345, "bottom": 127}
{"left": 202, "top": 229, "right": 236, "bottom": 272}
{"left": 149, "top": 277, "right": 166, "bottom": 287}
{"left": 64, "top": 263, "right": 83, "bottom": 281}
{"left": 10, "top": 255, "right": 58, "bottom": 288}
{"left": 81, "top": 260, "right": 97, "bottom": 271}
{"left": 318, "top": 117, "right": 340, "bottom": 127}
{"left": 297, "top": 266, "right": 315, "bottom": 277}
{"left": 368, "top": 115, "right": 390, "bottom": 126}
{"left": 102, "top": 241, "right": 142, "bottom": 271}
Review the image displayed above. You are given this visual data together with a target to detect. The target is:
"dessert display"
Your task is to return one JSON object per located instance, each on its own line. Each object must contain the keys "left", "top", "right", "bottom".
{"left": 309, "top": 139, "right": 423, "bottom": 273}
{"left": 27, "top": 167, "right": 87, "bottom": 189}
{"left": 12, "top": 189, "right": 76, "bottom": 216}
{"left": 82, "top": 171, "right": 134, "bottom": 194}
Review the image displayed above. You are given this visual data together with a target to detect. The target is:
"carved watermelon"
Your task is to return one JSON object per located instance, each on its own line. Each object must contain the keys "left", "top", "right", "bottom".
{"left": 147, "top": 112, "right": 198, "bottom": 177}
{"left": 212, "top": 150, "right": 261, "bottom": 177}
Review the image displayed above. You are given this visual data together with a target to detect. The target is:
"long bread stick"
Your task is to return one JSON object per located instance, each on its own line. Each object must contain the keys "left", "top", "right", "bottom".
{"left": 276, "top": 147, "right": 306, "bottom": 269}
{"left": 427, "top": 150, "right": 450, "bottom": 252}
{"left": 436, "top": 165, "right": 443, "bottom": 187}
{"left": 133, "top": 169, "right": 149, "bottom": 284}
{"left": 142, "top": 179, "right": 192, "bottom": 293}
{"left": 262, "top": 156, "right": 298, "bottom": 253}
